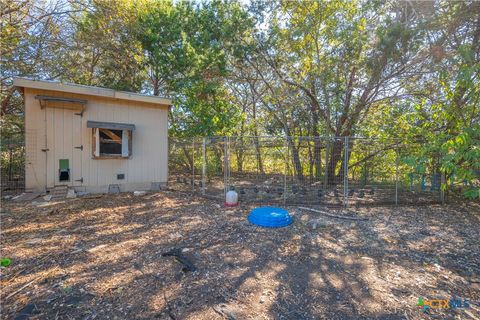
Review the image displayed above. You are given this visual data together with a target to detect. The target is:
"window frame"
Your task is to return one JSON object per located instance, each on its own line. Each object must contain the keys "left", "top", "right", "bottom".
{"left": 92, "top": 128, "right": 132, "bottom": 159}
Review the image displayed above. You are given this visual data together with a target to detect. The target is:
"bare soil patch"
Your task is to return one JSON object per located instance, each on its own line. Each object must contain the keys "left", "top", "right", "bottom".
{"left": 1, "top": 192, "right": 479, "bottom": 319}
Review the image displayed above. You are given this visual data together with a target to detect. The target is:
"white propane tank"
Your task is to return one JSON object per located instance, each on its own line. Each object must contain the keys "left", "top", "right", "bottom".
{"left": 225, "top": 189, "right": 239, "bottom": 207}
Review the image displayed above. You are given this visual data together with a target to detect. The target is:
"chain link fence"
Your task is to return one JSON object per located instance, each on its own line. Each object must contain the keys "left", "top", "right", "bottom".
{"left": 169, "top": 136, "right": 450, "bottom": 206}
{"left": 0, "top": 135, "right": 466, "bottom": 202}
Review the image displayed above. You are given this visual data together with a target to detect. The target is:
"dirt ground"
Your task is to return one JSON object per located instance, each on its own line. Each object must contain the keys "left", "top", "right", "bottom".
{"left": 1, "top": 191, "right": 479, "bottom": 320}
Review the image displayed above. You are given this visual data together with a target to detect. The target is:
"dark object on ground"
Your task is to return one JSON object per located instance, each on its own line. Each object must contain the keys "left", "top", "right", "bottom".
{"left": 14, "top": 303, "right": 36, "bottom": 320}
{"left": 299, "top": 207, "right": 369, "bottom": 221}
{"left": 239, "top": 187, "right": 245, "bottom": 195}
{"left": 317, "top": 189, "right": 324, "bottom": 198}
{"left": 334, "top": 188, "right": 339, "bottom": 197}
{"left": 276, "top": 187, "right": 283, "bottom": 195}
{"left": 348, "top": 188, "right": 355, "bottom": 196}
{"left": 253, "top": 187, "right": 259, "bottom": 194}
{"left": 369, "top": 188, "right": 375, "bottom": 195}
{"left": 162, "top": 248, "right": 196, "bottom": 272}
{"left": 291, "top": 185, "right": 298, "bottom": 194}
{"left": 358, "top": 190, "right": 365, "bottom": 198}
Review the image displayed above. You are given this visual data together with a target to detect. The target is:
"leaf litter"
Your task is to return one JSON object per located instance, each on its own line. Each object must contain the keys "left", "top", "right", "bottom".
{"left": 1, "top": 191, "right": 479, "bottom": 319}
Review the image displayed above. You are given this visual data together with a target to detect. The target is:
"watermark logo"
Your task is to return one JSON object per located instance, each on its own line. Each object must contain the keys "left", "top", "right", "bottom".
{"left": 417, "top": 297, "right": 470, "bottom": 312}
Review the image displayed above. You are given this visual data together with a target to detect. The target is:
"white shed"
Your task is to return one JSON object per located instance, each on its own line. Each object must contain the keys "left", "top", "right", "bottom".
{"left": 13, "top": 78, "right": 171, "bottom": 194}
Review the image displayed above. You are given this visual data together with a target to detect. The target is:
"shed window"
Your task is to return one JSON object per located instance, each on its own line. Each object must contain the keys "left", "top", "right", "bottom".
{"left": 92, "top": 128, "right": 132, "bottom": 158}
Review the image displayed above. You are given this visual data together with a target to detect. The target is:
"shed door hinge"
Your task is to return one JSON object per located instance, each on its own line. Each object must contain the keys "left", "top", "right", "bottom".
{"left": 41, "top": 148, "right": 49, "bottom": 152}
{"left": 74, "top": 145, "right": 83, "bottom": 151}
{"left": 75, "top": 178, "right": 83, "bottom": 183}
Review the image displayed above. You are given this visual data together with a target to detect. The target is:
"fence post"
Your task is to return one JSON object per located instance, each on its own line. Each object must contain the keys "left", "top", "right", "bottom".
{"left": 343, "top": 136, "right": 349, "bottom": 208}
{"left": 228, "top": 136, "right": 230, "bottom": 195}
{"left": 284, "top": 136, "right": 288, "bottom": 206}
{"left": 192, "top": 140, "right": 195, "bottom": 192}
{"left": 8, "top": 148, "right": 13, "bottom": 182}
{"left": 227, "top": 136, "right": 231, "bottom": 194}
{"left": 224, "top": 136, "right": 228, "bottom": 197}
{"left": 440, "top": 171, "right": 445, "bottom": 205}
{"left": 324, "top": 138, "right": 329, "bottom": 190}
{"left": 395, "top": 144, "right": 399, "bottom": 205}
{"left": 202, "top": 137, "right": 206, "bottom": 195}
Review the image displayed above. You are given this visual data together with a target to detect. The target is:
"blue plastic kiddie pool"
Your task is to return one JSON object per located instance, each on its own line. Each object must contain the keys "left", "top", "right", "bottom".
{"left": 248, "top": 206, "right": 292, "bottom": 228}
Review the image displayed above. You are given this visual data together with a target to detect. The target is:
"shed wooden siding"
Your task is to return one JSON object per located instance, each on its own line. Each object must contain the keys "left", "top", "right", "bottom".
{"left": 24, "top": 88, "right": 168, "bottom": 193}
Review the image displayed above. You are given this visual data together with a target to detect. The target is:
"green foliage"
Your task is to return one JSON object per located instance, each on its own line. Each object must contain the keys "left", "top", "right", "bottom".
{"left": 440, "top": 127, "right": 480, "bottom": 198}
{"left": 61, "top": 0, "right": 147, "bottom": 91}
{"left": 1, "top": 0, "right": 479, "bottom": 200}
{"left": 0, "top": 258, "right": 11, "bottom": 267}
{"left": 138, "top": 0, "right": 253, "bottom": 137}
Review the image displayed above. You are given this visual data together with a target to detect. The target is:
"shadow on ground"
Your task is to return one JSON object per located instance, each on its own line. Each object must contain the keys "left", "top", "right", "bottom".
{"left": 1, "top": 192, "right": 479, "bottom": 319}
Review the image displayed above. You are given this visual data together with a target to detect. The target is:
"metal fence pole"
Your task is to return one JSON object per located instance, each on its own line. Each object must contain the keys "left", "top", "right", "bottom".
{"left": 284, "top": 136, "right": 288, "bottom": 206}
{"left": 441, "top": 171, "right": 445, "bottom": 205}
{"left": 224, "top": 137, "right": 226, "bottom": 197}
{"left": 343, "top": 136, "right": 349, "bottom": 208}
{"left": 395, "top": 145, "right": 399, "bottom": 205}
{"left": 223, "top": 136, "right": 228, "bottom": 197}
{"left": 202, "top": 137, "right": 206, "bottom": 195}
{"left": 227, "top": 136, "right": 231, "bottom": 194}
{"left": 192, "top": 140, "right": 195, "bottom": 192}
{"left": 324, "top": 138, "right": 329, "bottom": 190}
{"left": 228, "top": 136, "right": 230, "bottom": 195}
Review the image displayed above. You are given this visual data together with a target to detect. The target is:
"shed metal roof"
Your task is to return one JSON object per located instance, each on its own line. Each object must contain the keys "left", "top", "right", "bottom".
{"left": 13, "top": 77, "right": 172, "bottom": 106}
{"left": 87, "top": 121, "right": 136, "bottom": 131}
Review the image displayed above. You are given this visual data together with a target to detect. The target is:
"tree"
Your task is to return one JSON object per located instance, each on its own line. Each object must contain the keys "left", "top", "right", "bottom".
{"left": 2, "top": 0, "right": 478, "bottom": 198}
{"left": 1, "top": 0, "right": 75, "bottom": 116}
{"left": 58, "top": 0, "right": 147, "bottom": 91}
{"left": 138, "top": 0, "right": 253, "bottom": 137}
{"left": 395, "top": 1, "right": 480, "bottom": 198}
{"left": 244, "top": 0, "right": 434, "bottom": 184}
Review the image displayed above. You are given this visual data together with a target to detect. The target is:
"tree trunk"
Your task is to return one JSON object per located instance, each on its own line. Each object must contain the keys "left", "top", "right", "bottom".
{"left": 181, "top": 145, "right": 193, "bottom": 172}
{"left": 308, "top": 142, "right": 314, "bottom": 182}
{"left": 308, "top": 95, "right": 322, "bottom": 180}
{"left": 235, "top": 137, "right": 244, "bottom": 173}
{"left": 327, "top": 139, "right": 344, "bottom": 185}
{"left": 153, "top": 75, "right": 160, "bottom": 96}
{"left": 213, "top": 146, "right": 224, "bottom": 174}
{"left": 1, "top": 87, "right": 14, "bottom": 116}
{"left": 253, "top": 137, "right": 264, "bottom": 176}
{"left": 236, "top": 151, "right": 243, "bottom": 173}
{"left": 252, "top": 104, "right": 264, "bottom": 175}
{"left": 235, "top": 104, "right": 248, "bottom": 174}
{"left": 313, "top": 138, "right": 322, "bottom": 179}
{"left": 337, "top": 139, "right": 353, "bottom": 181}
{"left": 287, "top": 137, "right": 304, "bottom": 182}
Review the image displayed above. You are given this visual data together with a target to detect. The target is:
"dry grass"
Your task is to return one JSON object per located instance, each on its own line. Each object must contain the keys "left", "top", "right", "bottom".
{"left": 1, "top": 192, "right": 479, "bottom": 319}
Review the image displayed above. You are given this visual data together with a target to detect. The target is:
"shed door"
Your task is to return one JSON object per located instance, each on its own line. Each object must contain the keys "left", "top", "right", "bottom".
{"left": 45, "top": 107, "right": 83, "bottom": 188}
